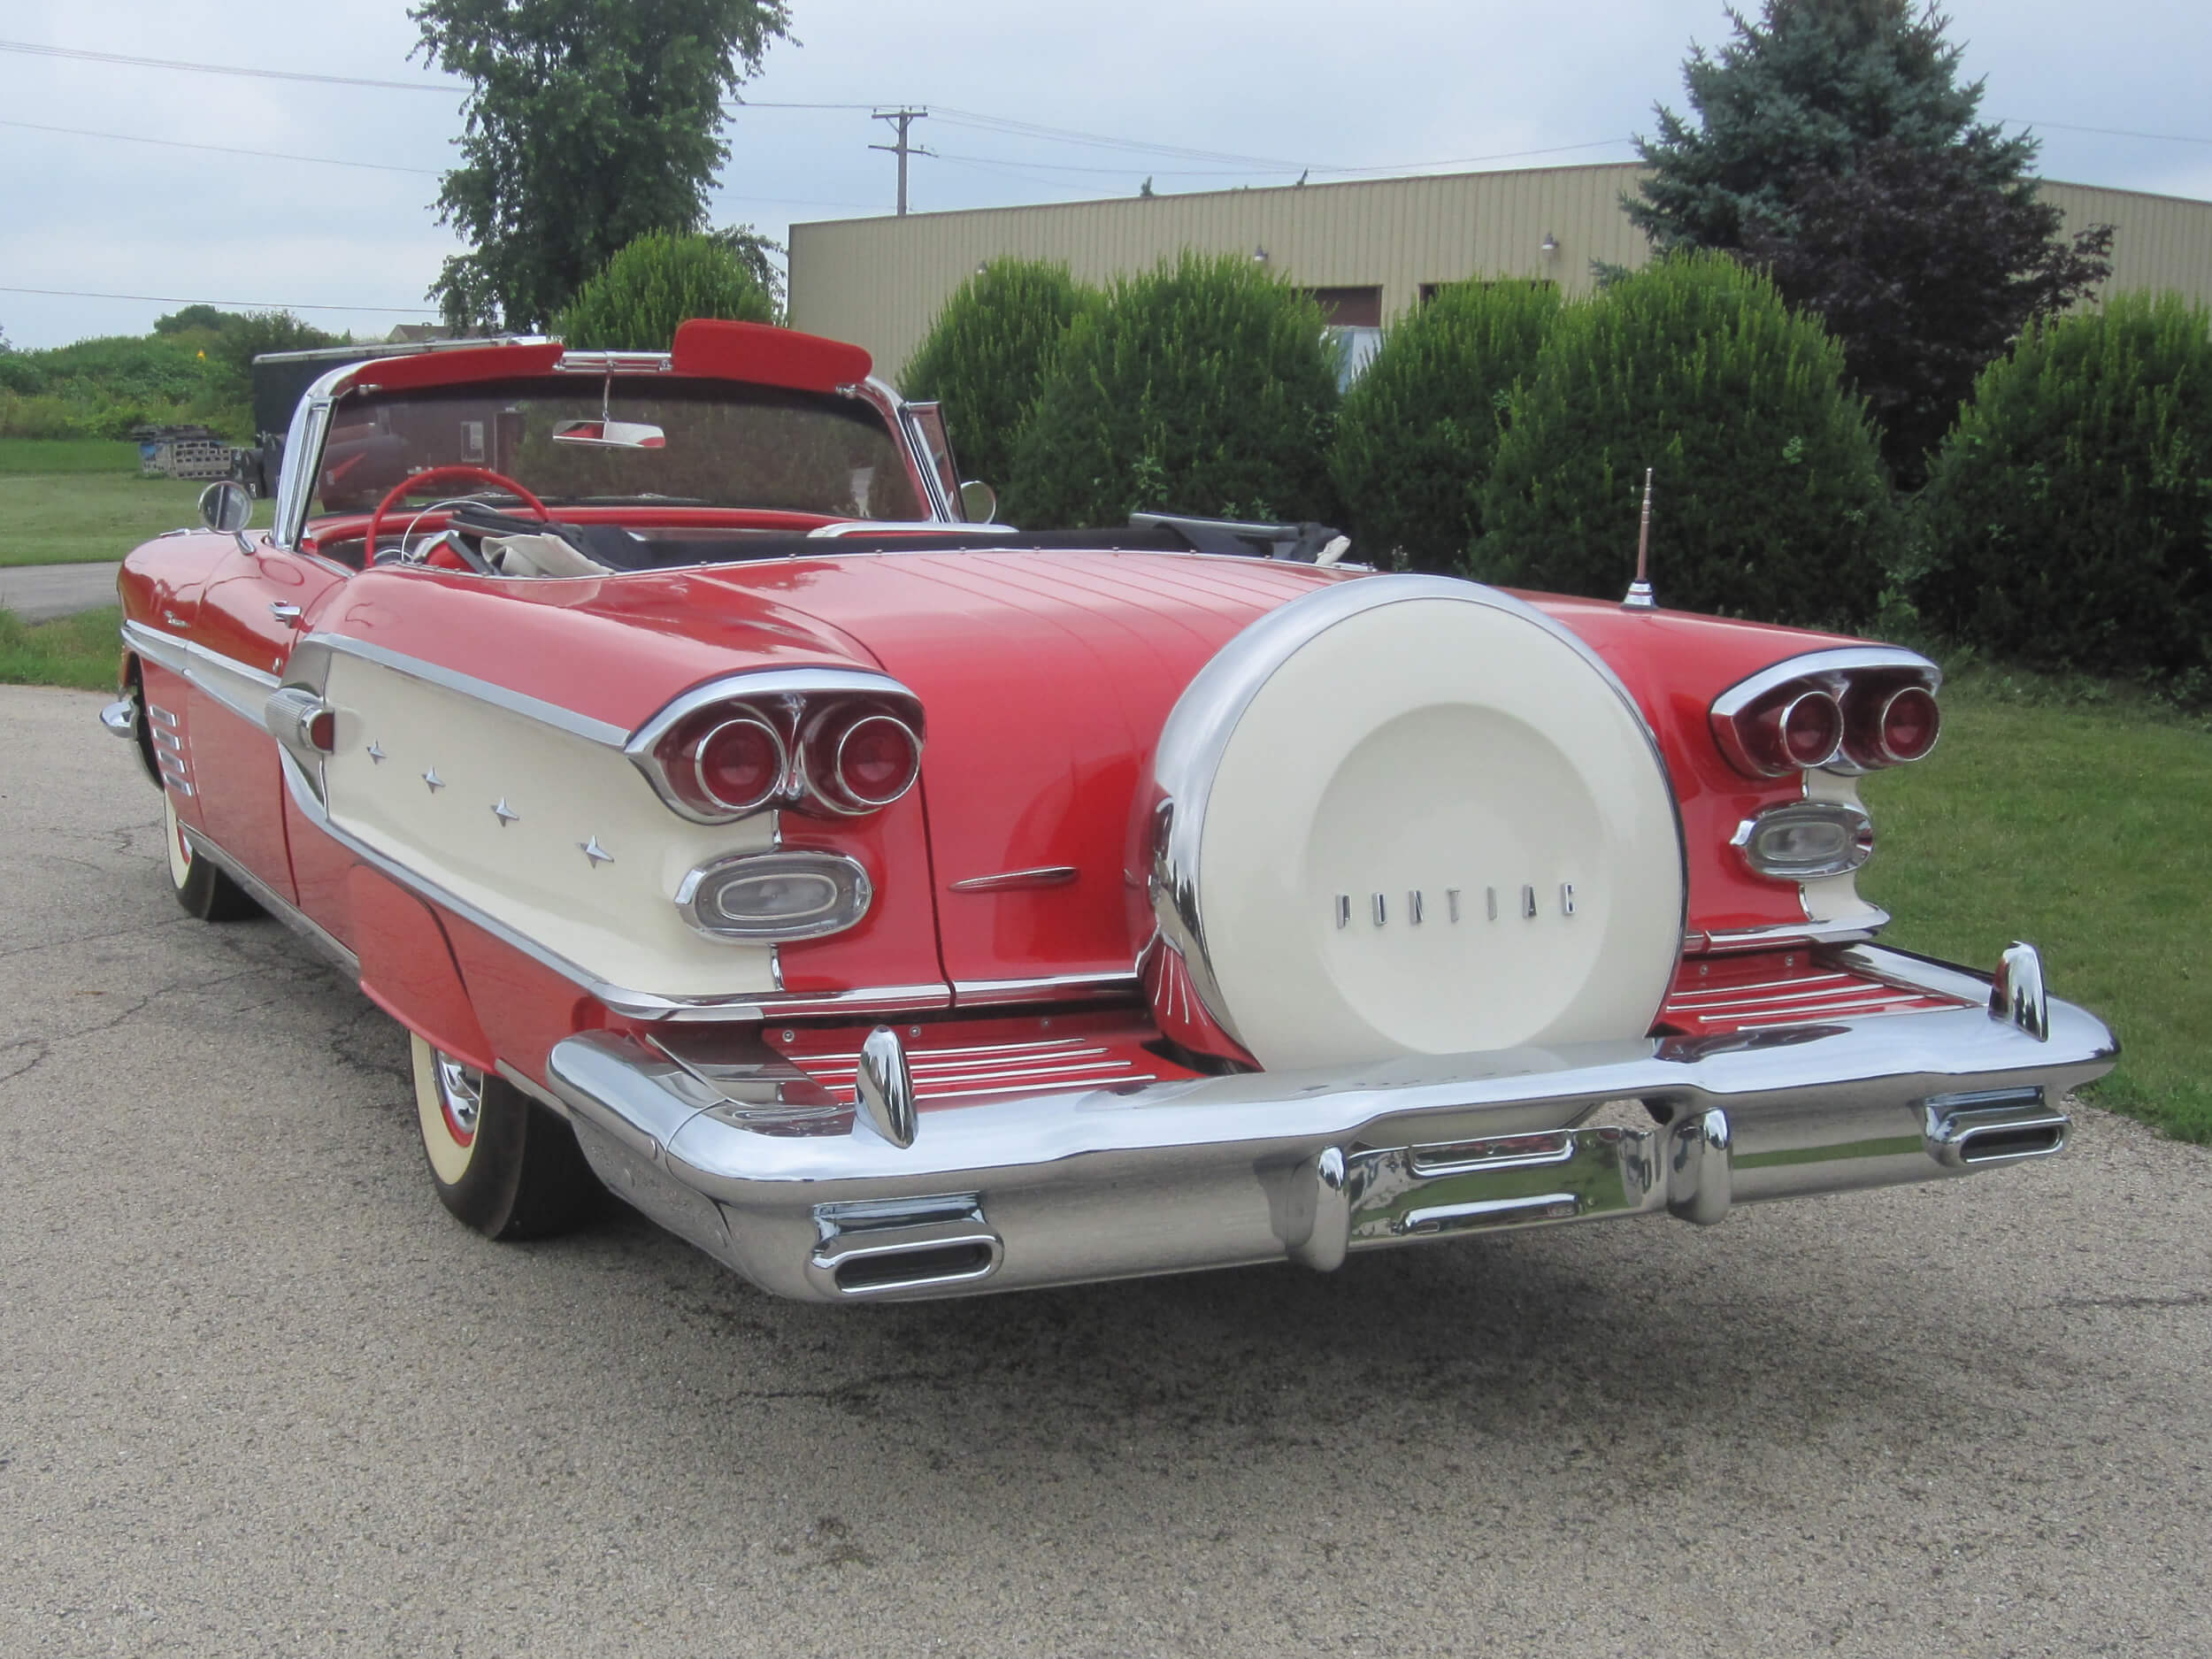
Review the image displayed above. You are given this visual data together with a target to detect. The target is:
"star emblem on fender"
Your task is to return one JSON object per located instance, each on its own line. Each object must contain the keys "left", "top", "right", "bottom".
{"left": 491, "top": 799, "right": 519, "bottom": 826}
{"left": 365, "top": 741, "right": 386, "bottom": 764}
{"left": 422, "top": 768, "right": 444, "bottom": 793}
{"left": 580, "top": 836, "right": 613, "bottom": 867}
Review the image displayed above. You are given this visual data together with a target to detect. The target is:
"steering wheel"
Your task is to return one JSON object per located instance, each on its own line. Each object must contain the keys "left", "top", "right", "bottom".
{"left": 365, "top": 465, "right": 550, "bottom": 565}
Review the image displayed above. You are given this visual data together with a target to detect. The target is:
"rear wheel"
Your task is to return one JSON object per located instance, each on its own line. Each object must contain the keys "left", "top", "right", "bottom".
{"left": 164, "top": 793, "right": 259, "bottom": 921}
{"left": 409, "top": 1034, "right": 600, "bottom": 1239}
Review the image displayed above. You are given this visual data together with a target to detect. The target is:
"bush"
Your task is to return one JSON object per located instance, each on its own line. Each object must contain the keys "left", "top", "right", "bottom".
{"left": 1475, "top": 251, "right": 1893, "bottom": 628}
{"left": 1003, "top": 251, "right": 1339, "bottom": 527}
{"left": 1913, "top": 291, "right": 2212, "bottom": 695}
{"left": 555, "top": 230, "right": 775, "bottom": 351}
{"left": 0, "top": 333, "right": 250, "bottom": 440}
{"left": 901, "top": 257, "right": 1096, "bottom": 492}
{"left": 1329, "top": 279, "right": 1561, "bottom": 572}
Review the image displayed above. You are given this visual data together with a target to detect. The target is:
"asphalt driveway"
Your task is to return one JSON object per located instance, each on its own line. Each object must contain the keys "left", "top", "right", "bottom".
{"left": 3, "top": 684, "right": 2207, "bottom": 1658}
{"left": 0, "top": 562, "right": 121, "bottom": 622}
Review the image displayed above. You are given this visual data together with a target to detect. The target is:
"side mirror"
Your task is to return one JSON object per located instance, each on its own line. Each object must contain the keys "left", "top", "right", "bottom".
{"left": 198, "top": 480, "right": 255, "bottom": 551}
{"left": 958, "top": 480, "right": 998, "bottom": 524}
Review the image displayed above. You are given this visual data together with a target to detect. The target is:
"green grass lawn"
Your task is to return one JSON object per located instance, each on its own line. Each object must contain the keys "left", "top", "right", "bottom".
{"left": 0, "top": 603, "right": 121, "bottom": 691}
{"left": 1860, "top": 672, "right": 2211, "bottom": 1144}
{"left": 0, "top": 438, "right": 143, "bottom": 475}
{"left": 0, "top": 467, "right": 274, "bottom": 567}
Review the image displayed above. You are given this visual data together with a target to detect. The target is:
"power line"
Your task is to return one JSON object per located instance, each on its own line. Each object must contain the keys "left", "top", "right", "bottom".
{"left": 0, "top": 285, "right": 435, "bottom": 314}
{"left": 0, "top": 117, "right": 440, "bottom": 174}
{"left": 2004, "top": 116, "right": 2212, "bottom": 148}
{"left": 0, "top": 38, "right": 462, "bottom": 93}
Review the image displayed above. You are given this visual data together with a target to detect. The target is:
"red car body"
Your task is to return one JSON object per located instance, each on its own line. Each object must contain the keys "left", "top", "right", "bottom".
{"left": 106, "top": 320, "right": 2115, "bottom": 1302}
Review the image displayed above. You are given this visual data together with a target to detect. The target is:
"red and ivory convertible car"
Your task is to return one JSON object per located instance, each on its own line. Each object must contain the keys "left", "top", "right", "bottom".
{"left": 105, "top": 319, "right": 2115, "bottom": 1302}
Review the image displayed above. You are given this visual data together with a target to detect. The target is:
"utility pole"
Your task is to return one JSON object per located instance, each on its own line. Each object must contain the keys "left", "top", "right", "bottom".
{"left": 871, "top": 108, "right": 931, "bottom": 216}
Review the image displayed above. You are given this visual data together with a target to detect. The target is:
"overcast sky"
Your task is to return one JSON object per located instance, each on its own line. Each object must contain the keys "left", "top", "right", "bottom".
{"left": 2, "top": 0, "right": 2207, "bottom": 349}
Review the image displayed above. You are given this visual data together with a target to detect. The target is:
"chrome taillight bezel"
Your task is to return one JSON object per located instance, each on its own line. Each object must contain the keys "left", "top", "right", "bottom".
{"left": 676, "top": 848, "right": 874, "bottom": 941}
{"left": 1710, "top": 648, "right": 1941, "bottom": 780}
{"left": 805, "top": 707, "right": 925, "bottom": 816}
{"left": 687, "top": 713, "right": 789, "bottom": 815}
{"left": 1732, "top": 800, "right": 1876, "bottom": 881}
{"left": 626, "top": 668, "right": 926, "bottom": 825}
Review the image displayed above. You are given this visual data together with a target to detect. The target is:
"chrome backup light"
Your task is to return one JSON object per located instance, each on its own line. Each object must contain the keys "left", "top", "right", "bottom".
{"left": 1732, "top": 801, "right": 1874, "bottom": 881}
{"left": 677, "top": 849, "right": 873, "bottom": 941}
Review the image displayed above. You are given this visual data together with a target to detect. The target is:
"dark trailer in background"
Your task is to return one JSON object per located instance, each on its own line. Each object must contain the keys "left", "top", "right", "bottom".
{"left": 234, "top": 337, "right": 522, "bottom": 496}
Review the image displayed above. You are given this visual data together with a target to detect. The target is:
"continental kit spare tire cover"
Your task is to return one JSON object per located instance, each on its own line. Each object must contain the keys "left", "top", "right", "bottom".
{"left": 1148, "top": 575, "right": 1684, "bottom": 1071}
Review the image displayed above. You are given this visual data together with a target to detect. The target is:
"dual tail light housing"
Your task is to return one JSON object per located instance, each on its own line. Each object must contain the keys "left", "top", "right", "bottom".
{"left": 1709, "top": 649, "right": 1941, "bottom": 780}
{"left": 626, "top": 668, "right": 925, "bottom": 825}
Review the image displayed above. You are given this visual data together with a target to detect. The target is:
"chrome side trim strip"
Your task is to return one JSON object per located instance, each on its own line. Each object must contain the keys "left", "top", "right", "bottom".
{"left": 300, "top": 632, "right": 630, "bottom": 748}
{"left": 121, "top": 618, "right": 280, "bottom": 725}
{"left": 1693, "top": 911, "right": 1892, "bottom": 954}
{"left": 951, "top": 972, "right": 1143, "bottom": 1007}
{"left": 180, "top": 824, "right": 359, "bottom": 978}
{"left": 949, "top": 866, "right": 1079, "bottom": 893}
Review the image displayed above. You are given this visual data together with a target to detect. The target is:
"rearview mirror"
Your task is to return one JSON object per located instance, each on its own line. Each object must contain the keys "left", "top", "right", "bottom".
{"left": 553, "top": 419, "right": 666, "bottom": 449}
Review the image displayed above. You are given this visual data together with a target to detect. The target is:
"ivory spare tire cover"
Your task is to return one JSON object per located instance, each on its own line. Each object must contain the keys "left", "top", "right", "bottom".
{"left": 1149, "top": 575, "right": 1684, "bottom": 1071}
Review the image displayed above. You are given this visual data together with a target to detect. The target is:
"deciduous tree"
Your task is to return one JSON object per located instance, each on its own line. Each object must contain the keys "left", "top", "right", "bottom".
{"left": 411, "top": 0, "right": 791, "bottom": 332}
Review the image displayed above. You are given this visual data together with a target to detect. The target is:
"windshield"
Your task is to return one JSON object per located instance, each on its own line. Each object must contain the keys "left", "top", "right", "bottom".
{"left": 315, "top": 379, "right": 925, "bottom": 520}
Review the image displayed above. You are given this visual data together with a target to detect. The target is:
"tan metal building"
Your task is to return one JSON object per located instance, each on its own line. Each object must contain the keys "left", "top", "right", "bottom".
{"left": 788, "top": 161, "right": 2212, "bottom": 385}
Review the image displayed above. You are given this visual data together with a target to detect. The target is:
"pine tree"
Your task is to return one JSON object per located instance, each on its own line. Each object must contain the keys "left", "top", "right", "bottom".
{"left": 1630, "top": 1, "right": 2109, "bottom": 482}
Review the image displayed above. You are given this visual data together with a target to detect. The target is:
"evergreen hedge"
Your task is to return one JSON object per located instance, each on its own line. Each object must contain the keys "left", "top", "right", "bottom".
{"left": 1328, "top": 279, "right": 1561, "bottom": 571}
{"left": 1475, "top": 251, "right": 1893, "bottom": 628}
{"left": 1914, "top": 291, "right": 2212, "bottom": 693}
{"left": 1002, "top": 251, "right": 1339, "bottom": 527}
{"left": 900, "top": 257, "right": 1096, "bottom": 493}
{"left": 555, "top": 230, "right": 775, "bottom": 351}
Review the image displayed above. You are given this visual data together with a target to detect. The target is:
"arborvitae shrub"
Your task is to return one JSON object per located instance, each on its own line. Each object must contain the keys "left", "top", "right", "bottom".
{"left": 1475, "top": 250, "right": 1893, "bottom": 628}
{"left": 555, "top": 231, "right": 775, "bottom": 351}
{"left": 1914, "top": 291, "right": 2212, "bottom": 692}
{"left": 900, "top": 258, "right": 1096, "bottom": 493}
{"left": 1003, "top": 252, "right": 1339, "bottom": 527}
{"left": 1329, "top": 279, "right": 1561, "bottom": 572}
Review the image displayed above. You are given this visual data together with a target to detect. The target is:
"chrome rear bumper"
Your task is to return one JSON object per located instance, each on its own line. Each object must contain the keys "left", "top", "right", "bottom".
{"left": 527, "top": 944, "right": 2116, "bottom": 1303}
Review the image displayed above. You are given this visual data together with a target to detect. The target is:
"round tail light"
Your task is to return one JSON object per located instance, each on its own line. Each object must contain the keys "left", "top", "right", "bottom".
{"left": 658, "top": 711, "right": 787, "bottom": 817}
{"left": 812, "top": 711, "right": 922, "bottom": 812}
{"left": 1778, "top": 690, "right": 1844, "bottom": 769}
{"left": 1876, "top": 685, "right": 1941, "bottom": 763}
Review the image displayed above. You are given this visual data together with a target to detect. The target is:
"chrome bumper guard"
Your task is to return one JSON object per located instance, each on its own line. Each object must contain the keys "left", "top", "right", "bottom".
{"left": 532, "top": 944, "right": 2115, "bottom": 1303}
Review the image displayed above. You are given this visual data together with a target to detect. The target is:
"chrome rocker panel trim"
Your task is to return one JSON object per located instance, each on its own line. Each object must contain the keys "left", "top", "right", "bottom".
{"left": 535, "top": 942, "right": 2115, "bottom": 1304}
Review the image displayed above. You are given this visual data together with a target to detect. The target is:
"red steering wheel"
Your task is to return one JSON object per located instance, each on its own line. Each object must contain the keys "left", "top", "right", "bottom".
{"left": 365, "top": 465, "right": 550, "bottom": 563}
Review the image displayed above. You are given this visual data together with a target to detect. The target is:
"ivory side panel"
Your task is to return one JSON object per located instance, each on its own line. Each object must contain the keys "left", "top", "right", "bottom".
{"left": 321, "top": 656, "right": 780, "bottom": 997}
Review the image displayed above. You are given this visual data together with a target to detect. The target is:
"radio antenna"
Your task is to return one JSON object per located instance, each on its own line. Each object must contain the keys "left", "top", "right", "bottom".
{"left": 1622, "top": 466, "right": 1656, "bottom": 610}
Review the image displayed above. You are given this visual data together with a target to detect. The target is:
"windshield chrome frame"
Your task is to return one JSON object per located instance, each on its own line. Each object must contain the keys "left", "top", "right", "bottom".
{"left": 273, "top": 353, "right": 952, "bottom": 547}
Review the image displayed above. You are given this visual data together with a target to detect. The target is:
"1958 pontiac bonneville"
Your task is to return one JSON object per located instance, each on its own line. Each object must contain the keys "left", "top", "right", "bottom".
{"left": 104, "top": 319, "right": 2116, "bottom": 1302}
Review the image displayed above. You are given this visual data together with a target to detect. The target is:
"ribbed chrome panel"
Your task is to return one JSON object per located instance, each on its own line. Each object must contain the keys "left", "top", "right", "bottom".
{"left": 787, "top": 1035, "right": 1160, "bottom": 1102}
{"left": 1664, "top": 965, "right": 1960, "bottom": 1034}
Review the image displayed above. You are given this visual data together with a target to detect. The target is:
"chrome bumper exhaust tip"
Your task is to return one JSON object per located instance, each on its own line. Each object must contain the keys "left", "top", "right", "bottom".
{"left": 1926, "top": 1089, "right": 2070, "bottom": 1170}
{"left": 806, "top": 1195, "right": 1002, "bottom": 1299}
